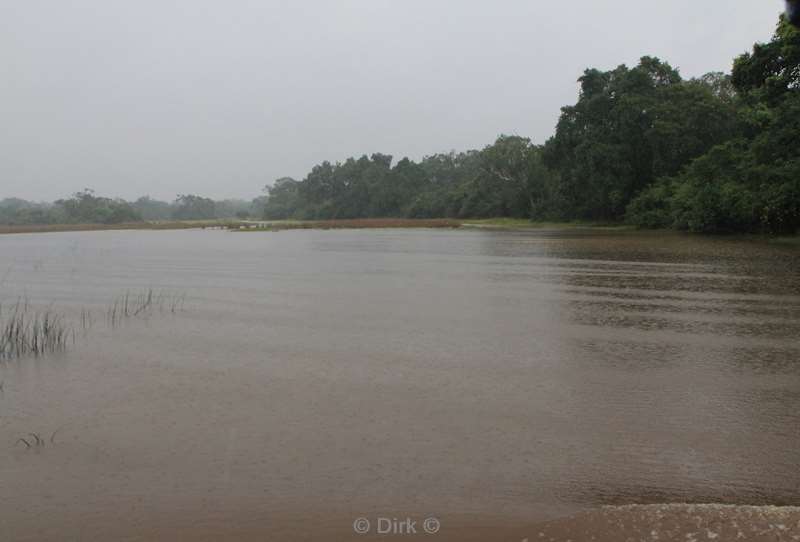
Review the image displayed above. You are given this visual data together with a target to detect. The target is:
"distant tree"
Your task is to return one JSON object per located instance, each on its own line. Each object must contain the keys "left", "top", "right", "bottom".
{"left": 732, "top": 16, "right": 800, "bottom": 106}
{"left": 0, "top": 198, "right": 34, "bottom": 211}
{"left": 690, "top": 72, "right": 737, "bottom": 103}
{"left": 0, "top": 198, "right": 59, "bottom": 225}
{"left": 171, "top": 194, "right": 216, "bottom": 220}
{"left": 56, "top": 189, "right": 141, "bottom": 224}
{"left": 133, "top": 196, "right": 172, "bottom": 221}
{"left": 543, "top": 57, "right": 736, "bottom": 220}
{"left": 214, "top": 199, "right": 252, "bottom": 219}
{"left": 262, "top": 177, "right": 301, "bottom": 219}
{"left": 458, "top": 135, "right": 554, "bottom": 219}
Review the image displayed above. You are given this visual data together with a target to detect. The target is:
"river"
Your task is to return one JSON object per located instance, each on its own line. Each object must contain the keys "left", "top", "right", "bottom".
{"left": 0, "top": 228, "right": 798, "bottom": 540}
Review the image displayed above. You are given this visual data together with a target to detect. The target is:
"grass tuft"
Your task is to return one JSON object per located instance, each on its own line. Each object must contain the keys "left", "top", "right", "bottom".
{"left": 0, "top": 300, "right": 72, "bottom": 360}
{"left": 107, "top": 289, "right": 186, "bottom": 327}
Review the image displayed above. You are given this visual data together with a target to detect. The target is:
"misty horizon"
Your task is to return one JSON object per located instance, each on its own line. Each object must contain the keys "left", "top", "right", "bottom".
{"left": 1, "top": 1, "right": 781, "bottom": 202}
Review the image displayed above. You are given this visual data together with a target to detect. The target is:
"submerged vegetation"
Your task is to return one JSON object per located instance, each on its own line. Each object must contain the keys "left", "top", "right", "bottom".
{"left": 107, "top": 289, "right": 186, "bottom": 327}
{"left": 0, "top": 301, "right": 72, "bottom": 360}
{"left": 0, "top": 289, "right": 186, "bottom": 361}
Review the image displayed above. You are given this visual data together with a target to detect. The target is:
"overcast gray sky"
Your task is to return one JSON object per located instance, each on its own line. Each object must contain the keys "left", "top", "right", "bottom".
{"left": 0, "top": 0, "right": 782, "bottom": 202}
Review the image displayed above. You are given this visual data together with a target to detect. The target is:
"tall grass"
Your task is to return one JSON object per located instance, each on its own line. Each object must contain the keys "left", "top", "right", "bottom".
{"left": 0, "top": 300, "right": 72, "bottom": 360}
{"left": 107, "top": 288, "right": 186, "bottom": 326}
{"left": 0, "top": 289, "right": 186, "bottom": 361}
{"left": 79, "top": 307, "right": 93, "bottom": 333}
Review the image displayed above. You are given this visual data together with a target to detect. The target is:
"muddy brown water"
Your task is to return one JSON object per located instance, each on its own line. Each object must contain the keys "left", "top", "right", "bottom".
{"left": 0, "top": 228, "right": 798, "bottom": 541}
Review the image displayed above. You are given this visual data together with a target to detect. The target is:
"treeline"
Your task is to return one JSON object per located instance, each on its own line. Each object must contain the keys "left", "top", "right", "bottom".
{"left": 4, "top": 18, "right": 798, "bottom": 234}
{"left": 263, "top": 141, "right": 552, "bottom": 221}
{"left": 0, "top": 190, "right": 262, "bottom": 225}
{"left": 264, "top": 17, "right": 800, "bottom": 234}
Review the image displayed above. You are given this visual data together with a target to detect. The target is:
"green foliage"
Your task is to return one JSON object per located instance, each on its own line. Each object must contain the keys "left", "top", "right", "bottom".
{"left": 261, "top": 138, "right": 554, "bottom": 221}
{"left": 459, "top": 136, "right": 552, "bottom": 218}
{"left": 3, "top": 189, "right": 143, "bottom": 225}
{"left": 1, "top": 192, "right": 258, "bottom": 226}
{"left": 56, "top": 189, "right": 141, "bottom": 224}
{"left": 171, "top": 194, "right": 216, "bottom": 220}
{"left": 0, "top": 198, "right": 58, "bottom": 225}
{"left": 628, "top": 17, "right": 800, "bottom": 234}
{"left": 213, "top": 199, "right": 253, "bottom": 220}
{"left": 135, "top": 195, "right": 255, "bottom": 220}
{"left": 133, "top": 196, "right": 172, "bottom": 220}
{"left": 543, "top": 57, "right": 738, "bottom": 221}
{"left": 262, "top": 177, "right": 301, "bottom": 219}
{"left": 732, "top": 17, "right": 800, "bottom": 106}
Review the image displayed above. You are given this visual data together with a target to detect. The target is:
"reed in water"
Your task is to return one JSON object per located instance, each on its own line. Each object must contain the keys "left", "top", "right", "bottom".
{"left": 106, "top": 289, "right": 186, "bottom": 327}
{"left": 0, "top": 300, "right": 72, "bottom": 360}
{"left": 0, "top": 290, "right": 186, "bottom": 360}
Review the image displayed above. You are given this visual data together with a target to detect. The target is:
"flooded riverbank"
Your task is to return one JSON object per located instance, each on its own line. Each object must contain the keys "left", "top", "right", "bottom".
{"left": 0, "top": 228, "right": 798, "bottom": 540}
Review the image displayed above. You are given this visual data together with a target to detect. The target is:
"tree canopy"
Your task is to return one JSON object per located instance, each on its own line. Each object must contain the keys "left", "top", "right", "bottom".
{"left": 627, "top": 17, "right": 800, "bottom": 233}
{"left": 261, "top": 137, "right": 554, "bottom": 221}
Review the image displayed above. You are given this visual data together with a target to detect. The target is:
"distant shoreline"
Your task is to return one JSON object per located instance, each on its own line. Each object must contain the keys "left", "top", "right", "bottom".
{"left": 0, "top": 220, "right": 243, "bottom": 235}
{"left": 0, "top": 217, "right": 610, "bottom": 235}
{"left": 1, "top": 219, "right": 797, "bottom": 245}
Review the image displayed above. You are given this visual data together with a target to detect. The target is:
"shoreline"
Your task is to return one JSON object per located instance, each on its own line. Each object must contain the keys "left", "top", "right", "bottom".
{"left": 0, "top": 219, "right": 796, "bottom": 246}
{"left": 0, "top": 219, "right": 243, "bottom": 235}
{"left": 0, "top": 217, "right": 636, "bottom": 235}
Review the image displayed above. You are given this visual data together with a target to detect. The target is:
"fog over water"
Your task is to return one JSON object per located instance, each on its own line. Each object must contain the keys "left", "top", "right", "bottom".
{"left": 0, "top": 1, "right": 779, "bottom": 201}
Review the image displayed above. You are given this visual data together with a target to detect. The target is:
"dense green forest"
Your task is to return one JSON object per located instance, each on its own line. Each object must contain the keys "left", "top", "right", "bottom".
{"left": 262, "top": 58, "right": 737, "bottom": 223}
{"left": 0, "top": 190, "right": 259, "bottom": 225}
{"left": 264, "top": 17, "right": 800, "bottom": 234}
{"left": 2, "top": 17, "right": 798, "bottom": 234}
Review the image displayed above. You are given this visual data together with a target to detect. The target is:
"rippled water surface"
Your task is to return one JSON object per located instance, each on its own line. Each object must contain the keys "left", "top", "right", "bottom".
{"left": 1, "top": 228, "right": 799, "bottom": 540}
